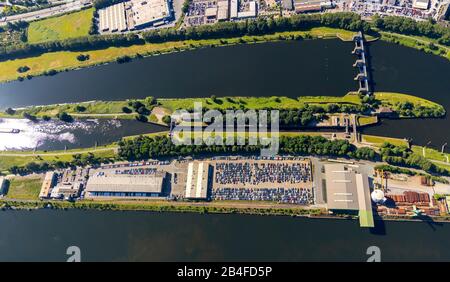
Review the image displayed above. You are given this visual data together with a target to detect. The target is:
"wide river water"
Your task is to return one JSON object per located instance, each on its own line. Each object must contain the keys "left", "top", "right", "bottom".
{"left": 0, "top": 39, "right": 449, "bottom": 150}
{"left": 0, "top": 210, "right": 449, "bottom": 261}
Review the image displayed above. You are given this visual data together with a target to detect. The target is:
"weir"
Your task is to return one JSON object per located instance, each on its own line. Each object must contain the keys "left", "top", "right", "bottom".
{"left": 352, "top": 32, "right": 371, "bottom": 95}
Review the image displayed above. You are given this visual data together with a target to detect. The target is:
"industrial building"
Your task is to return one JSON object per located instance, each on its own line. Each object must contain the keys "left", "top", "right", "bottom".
{"left": 130, "top": 0, "right": 171, "bottom": 29}
{"left": 85, "top": 171, "right": 166, "bottom": 198}
{"left": 98, "top": 2, "right": 128, "bottom": 33}
{"left": 98, "top": 0, "right": 172, "bottom": 33}
{"left": 293, "top": 0, "right": 333, "bottom": 13}
{"left": 185, "top": 162, "right": 211, "bottom": 200}
{"left": 39, "top": 171, "right": 56, "bottom": 199}
{"left": 50, "top": 182, "right": 83, "bottom": 200}
{"left": 322, "top": 163, "right": 374, "bottom": 227}
{"left": 412, "top": 0, "right": 429, "bottom": 10}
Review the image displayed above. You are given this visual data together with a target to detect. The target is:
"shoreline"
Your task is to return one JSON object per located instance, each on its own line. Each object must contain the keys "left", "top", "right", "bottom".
{"left": 2, "top": 199, "right": 449, "bottom": 224}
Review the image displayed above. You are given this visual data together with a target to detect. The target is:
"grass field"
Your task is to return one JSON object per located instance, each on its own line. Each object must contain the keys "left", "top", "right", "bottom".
{"left": 0, "top": 27, "right": 361, "bottom": 83}
{"left": 411, "top": 145, "right": 450, "bottom": 163}
{"left": 27, "top": 8, "right": 94, "bottom": 44}
{"left": 375, "top": 92, "right": 442, "bottom": 109}
{"left": 5, "top": 176, "right": 43, "bottom": 200}
{"left": 361, "top": 134, "right": 409, "bottom": 147}
{"left": 0, "top": 145, "right": 116, "bottom": 173}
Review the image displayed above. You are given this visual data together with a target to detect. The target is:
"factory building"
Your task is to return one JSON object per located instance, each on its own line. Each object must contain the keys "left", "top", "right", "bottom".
{"left": 412, "top": 0, "right": 429, "bottom": 10}
{"left": 50, "top": 182, "right": 83, "bottom": 200}
{"left": 293, "top": 0, "right": 333, "bottom": 13}
{"left": 98, "top": 0, "right": 172, "bottom": 33}
{"left": 130, "top": 0, "right": 171, "bottom": 29}
{"left": 85, "top": 171, "right": 166, "bottom": 198}
{"left": 39, "top": 171, "right": 56, "bottom": 199}
{"left": 185, "top": 162, "right": 211, "bottom": 200}
{"left": 322, "top": 164, "right": 374, "bottom": 227}
{"left": 217, "top": 0, "right": 230, "bottom": 21}
{"left": 98, "top": 2, "right": 128, "bottom": 33}
{"left": 229, "top": 0, "right": 257, "bottom": 20}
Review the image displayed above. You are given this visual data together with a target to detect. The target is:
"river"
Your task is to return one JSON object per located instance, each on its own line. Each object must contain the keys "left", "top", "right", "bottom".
{"left": 0, "top": 210, "right": 449, "bottom": 261}
{"left": 0, "top": 39, "right": 449, "bottom": 150}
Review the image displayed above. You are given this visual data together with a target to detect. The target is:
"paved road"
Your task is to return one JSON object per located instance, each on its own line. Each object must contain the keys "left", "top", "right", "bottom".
{"left": 0, "top": 0, "right": 92, "bottom": 26}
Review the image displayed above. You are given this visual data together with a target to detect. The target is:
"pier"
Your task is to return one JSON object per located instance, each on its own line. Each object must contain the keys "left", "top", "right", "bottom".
{"left": 352, "top": 32, "right": 371, "bottom": 95}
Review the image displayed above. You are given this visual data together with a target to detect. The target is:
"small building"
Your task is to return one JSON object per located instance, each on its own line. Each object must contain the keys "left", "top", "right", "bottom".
{"left": 282, "top": 0, "right": 294, "bottom": 10}
{"left": 237, "top": 1, "right": 257, "bottom": 19}
{"left": 413, "top": 0, "right": 429, "bottom": 10}
{"left": 322, "top": 164, "right": 374, "bottom": 227}
{"left": 85, "top": 171, "right": 166, "bottom": 199}
{"left": 185, "top": 162, "right": 211, "bottom": 200}
{"left": 217, "top": 0, "right": 230, "bottom": 21}
{"left": 39, "top": 171, "right": 56, "bottom": 199}
{"left": 50, "top": 182, "right": 82, "bottom": 200}
{"left": 375, "top": 106, "right": 396, "bottom": 118}
{"left": 205, "top": 7, "right": 217, "bottom": 19}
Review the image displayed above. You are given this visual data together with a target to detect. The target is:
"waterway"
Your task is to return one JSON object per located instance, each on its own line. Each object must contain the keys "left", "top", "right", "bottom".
{"left": 0, "top": 118, "right": 168, "bottom": 151}
{"left": 0, "top": 39, "right": 449, "bottom": 150}
{"left": 0, "top": 210, "right": 449, "bottom": 262}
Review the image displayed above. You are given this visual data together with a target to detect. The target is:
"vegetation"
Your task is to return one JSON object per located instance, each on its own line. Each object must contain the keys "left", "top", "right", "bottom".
{"left": 361, "top": 134, "right": 409, "bottom": 147}
{"left": 375, "top": 92, "right": 445, "bottom": 118}
{"left": 373, "top": 15, "right": 450, "bottom": 47}
{"left": 374, "top": 164, "right": 448, "bottom": 184}
{"left": 380, "top": 143, "right": 449, "bottom": 176}
{"left": 27, "top": 8, "right": 95, "bottom": 44}
{"left": 76, "top": 54, "right": 90, "bottom": 61}
{"left": 5, "top": 176, "right": 42, "bottom": 200}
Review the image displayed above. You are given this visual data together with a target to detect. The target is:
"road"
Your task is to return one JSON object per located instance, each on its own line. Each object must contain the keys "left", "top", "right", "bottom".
{"left": 0, "top": 0, "right": 92, "bottom": 26}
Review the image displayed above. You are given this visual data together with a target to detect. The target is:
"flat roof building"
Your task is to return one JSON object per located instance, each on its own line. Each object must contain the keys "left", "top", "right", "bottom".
{"left": 322, "top": 164, "right": 374, "bottom": 227}
{"left": 98, "top": 2, "right": 128, "bottom": 32}
{"left": 51, "top": 182, "right": 82, "bottom": 200}
{"left": 413, "top": 0, "right": 429, "bottom": 10}
{"left": 85, "top": 171, "right": 166, "bottom": 198}
{"left": 39, "top": 171, "right": 56, "bottom": 199}
{"left": 130, "top": 0, "right": 171, "bottom": 29}
{"left": 217, "top": 0, "right": 230, "bottom": 21}
{"left": 185, "top": 162, "right": 211, "bottom": 200}
{"left": 237, "top": 1, "right": 257, "bottom": 19}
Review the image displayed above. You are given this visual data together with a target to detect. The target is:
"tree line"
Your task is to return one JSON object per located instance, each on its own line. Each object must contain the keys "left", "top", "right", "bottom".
{"left": 373, "top": 15, "right": 450, "bottom": 46}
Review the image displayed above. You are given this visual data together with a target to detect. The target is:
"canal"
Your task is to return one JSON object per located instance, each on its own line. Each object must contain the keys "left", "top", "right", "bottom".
{"left": 0, "top": 39, "right": 449, "bottom": 150}
{"left": 0, "top": 210, "right": 449, "bottom": 261}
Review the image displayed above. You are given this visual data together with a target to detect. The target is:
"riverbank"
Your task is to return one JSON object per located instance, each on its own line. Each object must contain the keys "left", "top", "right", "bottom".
{"left": 2, "top": 198, "right": 450, "bottom": 224}
{"left": 0, "top": 27, "right": 369, "bottom": 84}
{"left": 379, "top": 31, "right": 450, "bottom": 61}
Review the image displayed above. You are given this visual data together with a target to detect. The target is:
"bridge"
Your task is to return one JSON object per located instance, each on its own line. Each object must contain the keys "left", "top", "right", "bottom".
{"left": 352, "top": 32, "right": 371, "bottom": 95}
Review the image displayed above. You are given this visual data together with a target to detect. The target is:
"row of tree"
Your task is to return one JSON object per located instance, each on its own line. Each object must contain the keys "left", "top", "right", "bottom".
{"left": 373, "top": 15, "right": 450, "bottom": 46}
{"left": 117, "top": 135, "right": 378, "bottom": 161}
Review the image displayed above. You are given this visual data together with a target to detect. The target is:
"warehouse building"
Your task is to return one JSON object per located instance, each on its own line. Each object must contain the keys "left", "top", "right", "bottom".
{"left": 185, "top": 162, "right": 212, "bottom": 200}
{"left": 98, "top": 2, "right": 128, "bottom": 32}
{"left": 130, "top": 0, "right": 171, "bottom": 29}
{"left": 412, "top": 0, "right": 429, "bottom": 10}
{"left": 39, "top": 171, "right": 56, "bottom": 199}
{"left": 322, "top": 163, "right": 374, "bottom": 227}
{"left": 85, "top": 171, "right": 166, "bottom": 199}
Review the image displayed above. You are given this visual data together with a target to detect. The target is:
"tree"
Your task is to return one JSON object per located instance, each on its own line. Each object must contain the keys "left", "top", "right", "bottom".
{"left": 5, "top": 108, "right": 15, "bottom": 115}
{"left": 57, "top": 112, "right": 74, "bottom": 122}
{"left": 122, "top": 106, "right": 132, "bottom": 113}
{"left": 162, "top": 115, "right": 171, "bottom": 124}
{"left": 75, "top": 105, "right": 87, "bottom": 112}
